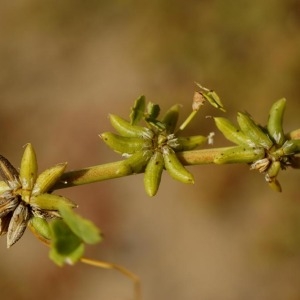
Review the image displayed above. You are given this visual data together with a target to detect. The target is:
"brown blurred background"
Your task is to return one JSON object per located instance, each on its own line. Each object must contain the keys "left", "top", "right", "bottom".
{"left": 1, "top": 1, "right": 300, "bottom": 299}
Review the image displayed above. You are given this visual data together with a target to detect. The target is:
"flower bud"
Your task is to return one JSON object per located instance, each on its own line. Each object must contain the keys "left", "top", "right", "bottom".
{"left": 214, "top": 117, "right": 250, "bottom": 146}
{"left": 19, "top": 143, "right": 38, "bottom": 190}
{"left": 30, "top": 193, "right": 77, "bottom": 211}
{"left": 32, "top": 163, "right": 67, "bottom": 196}
{"left": 237, "top": 112, "right": 273, "bottom": 149}
{"left": 267, "top": 98, "right": 286, "bottom": 145}
{"left": 29, "top": 216, "right": 52, "bottom": 241}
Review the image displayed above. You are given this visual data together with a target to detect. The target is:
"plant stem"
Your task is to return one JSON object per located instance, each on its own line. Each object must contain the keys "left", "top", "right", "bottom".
{"left": 176, "top": 147, "right": 233, "bottom": 165}
{"left": 53, "top": 146, "right": 234, "bottom": 190}
{"left": 54, "top": 160, "right": 130, "bottom": 189}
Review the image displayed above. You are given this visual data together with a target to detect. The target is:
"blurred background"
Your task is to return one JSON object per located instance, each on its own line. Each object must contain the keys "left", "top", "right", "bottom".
{"left": 0, "top": 0, "right": 300, "bottom": 299}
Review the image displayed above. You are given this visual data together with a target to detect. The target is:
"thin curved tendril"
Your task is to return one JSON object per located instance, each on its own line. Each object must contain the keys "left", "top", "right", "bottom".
{"left": 80, "top": 257, "right": 142, "bottom": 300}
{"left": 29, "top": 225, "right": 142, "bottom": 300}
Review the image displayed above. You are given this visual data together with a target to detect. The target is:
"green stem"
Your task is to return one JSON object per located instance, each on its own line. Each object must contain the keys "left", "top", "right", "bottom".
{"left": 176, "top": 147, "right": 233, "bottom": 165}
{"left": 54, "top": 161, "right": 130, "bottom": 189}
{"left": 53, "top": 125, "right": 300, "bottom": 190}
{"left": 54, "top": 146, "right": 234, "bottom": 190}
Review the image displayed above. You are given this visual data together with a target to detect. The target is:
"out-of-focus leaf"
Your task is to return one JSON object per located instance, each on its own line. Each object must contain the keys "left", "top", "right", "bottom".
{"left": 161, "top": 104, "right": 180, "bottom": 133}
{"left": 59, "top": 205, "right": 102, "bottom": 244}
{"left": 49, "top": 219, "right": 84, "bottom": 266}
{"left": 145, "top": 102, "right": 164, "bottom": 129}
{"left": 146, "top": 102, "right": 160, "bottom": 120}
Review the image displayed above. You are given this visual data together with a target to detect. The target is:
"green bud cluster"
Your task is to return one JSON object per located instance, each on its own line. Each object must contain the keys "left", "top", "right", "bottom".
{"left": 214, "top": 98, "right": 300, "bottom": 192}
{"left": 101, "top": 96, "right": 210, "bottom": 196}
{"left": 0, "top": 144, "right": 76, "bottom": 248}
{"left": 0, "top": 144, "right": 102, "bottom": 268}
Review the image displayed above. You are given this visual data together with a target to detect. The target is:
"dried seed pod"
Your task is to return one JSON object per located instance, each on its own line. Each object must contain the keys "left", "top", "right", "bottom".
{"left": 0, "top": 213, "right": 12, "bottom": 235}
{"left": 0, "top": 196, "right": 19, "bottom": 218}
{"left": 174, "top": 135, "right": 208, "bottom": 151}
{"left": 100, "top": 132, "right": 150, "bottom": 154}
{"left": 192, "top": 91, "right": 205, "bottom": 111}
{"left": 0, "top": 181, "right": 10, "bottom": 194}
{"left": 250, "top": 158, "right": 271, "bottom": 173}
{"left": 123, "top": 150, "right": 153, "bottom": 173}
{"left": 267, "top": 98, "right": 286, "bottom": 146}
{"left": 214, "top": 117, "right": 250, "bottom": 146}
{"left": 144, "top": 151, "right": 164, "bottom": 197}
{"left": 195, "top": 83, "right": 226, "bottom": 112}
{"left": 19, "top": 143, "right": 38, "bottom": 190}
{"left": 214, "top": 146, "right": 265, "bottom": 164}
{"left": 160, "top": 104, "right": 180, "bottom": 133}
{"left": 32, "top": 163, "right": 67, "bottom": 196}
{"left": 0, "top": 155, "right": 20, "bottom": 188}
{"left": 162, "top": 146, "right": 194, "bottom": 184}
{"left": 7, "top": 201, "right": 30, "bottom": 248}
{"left": 237, "top": 112, "right": 273, "bottom": 149}
{"left": 109, "top": 114, "right": 153, "bottom": 138}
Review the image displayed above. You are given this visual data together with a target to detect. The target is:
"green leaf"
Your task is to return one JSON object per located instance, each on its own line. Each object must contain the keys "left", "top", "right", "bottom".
{"left": 145, "top": 102, "right": 165, "bottom": 130}
{"left": 161, "top": 104, "right": 180, "bottom": 133}
{"left": 49, "top": 219, "right": 84, "bottom": 266}
{"left": 58, "top": 205, "right": 102, "bottom": 244}
{"left": 146, "top": 102, "right": 160, "bottom": 120}
{"left": 130, "top": 95, "right": 146, "bottom": 125}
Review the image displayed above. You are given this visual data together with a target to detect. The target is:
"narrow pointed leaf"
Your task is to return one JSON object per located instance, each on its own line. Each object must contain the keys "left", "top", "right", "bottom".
{"left": 195, "top": 83, "right": 226, "bottom": 112}
{"left": 130, "top": 95, "right": 146, "bottom": 125}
